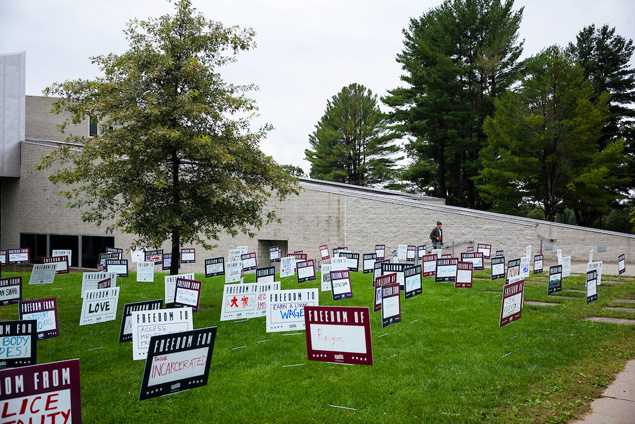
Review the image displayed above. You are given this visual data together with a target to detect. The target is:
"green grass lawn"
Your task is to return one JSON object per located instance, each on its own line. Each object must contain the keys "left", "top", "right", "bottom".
{"left": 1, "top": 266, "right": 634, "bottom": 423}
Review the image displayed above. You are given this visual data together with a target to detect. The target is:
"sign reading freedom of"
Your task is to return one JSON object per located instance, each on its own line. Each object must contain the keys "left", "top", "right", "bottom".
{"left": 500, "top": 279, "right": 524, "bottom": 328}
{"left": 139, "top": 326, "right": 217, "bottom": 401}
{"left": 304, "top": 306, "right": 373, "bottom": 365}
{"left": 0, "top": 276, "right": 22, "bottom": 306}
{"left": 42, "top": 255, "right": 69, "bottom": 275}
{"left": 0, "top": 320, "right": 37, "bottom": 369}
{"left": 374, "top": 273, "right": 396, "bottom": 312}
{"left": 19, "top": 298, "right": 59, "bottom": 340}
{"left": 0, "top": 359, "right": 82, "bottom": 424}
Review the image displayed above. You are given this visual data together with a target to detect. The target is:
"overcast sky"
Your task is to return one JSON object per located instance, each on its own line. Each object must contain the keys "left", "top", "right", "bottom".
{"left": 1, "top": 0, "right": 634, "bottom": 173}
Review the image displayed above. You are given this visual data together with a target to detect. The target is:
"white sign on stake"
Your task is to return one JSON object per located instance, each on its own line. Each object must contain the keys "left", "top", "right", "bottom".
{"left": 81, "top": 272, "right": 118, "bottom": 297}
{"left": 280, "top": 256, "right": 295, "bottom": 278}
{"left": 320, "top": 264, "right": 332, "bottom": 292}
{"left": 220, "top": 283, "right": 258, "bottom": 321}
{"left": 397, "top": 244, "right": 408, "bottom": 261}
{"left": 525, "top": 246, "right": 531, "bottom": 261}
{"left": 131, "top": 249, "right": 145, "bottom": 263}
{"left": 266, "top": 288, "right": 318, "bottom": 332}
{"left": 587, "top": 261, "right": 603, "bottom": 286}
{"left": 225, "top": 261, "right": 244, "bottom": 283}
{"left": 588, "top": 249, "right": 593, "bottom": 264}
{"left": 557, "top": 249, "right": 563, "bottom": 265}
{"left": 131, "top": 307, "right": 193, "bottom": 360}
{"left": 29, "top": 264, "right": 57, "bottom": 285}
{"left": 137, "top": 262, "right": 155, "bottom": 282}
{"left": 51, "top": 250, "right": 72, "bottom": 267}
{"left": 520, "top": 257, "right": 530, "bottom": 279}
{"left": 164, "top": 273, "right": 194, "bottom": 304}
{"left": 79, "top": 287, "right": 120, "bottom": 326}
{"left": 562, "top": 256, "right": 571, "bottom": 278}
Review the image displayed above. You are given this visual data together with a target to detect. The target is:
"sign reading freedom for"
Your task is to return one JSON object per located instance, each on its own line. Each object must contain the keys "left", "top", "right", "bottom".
{"left": 304, "top": 306, "right": 373, "bottom": 365}
{"left": 500, "top": 279, "right": 524, "bottom": 327}
{"left": 374, "top": 273, "right": 396, "bottom": 312}
{"left": 0, "top": 359, "right": 82, "bottom": 424}
{"left": 139, "top": 326, "right": 217, "bottom": 401}
{"left": 19, "top": 298, "right": 59, "bottom": 340}
{"left": 0, "top": 277, "right": 22, "bottom": 306}
{"left": 0, "top": 320, "right": 37, "bottom": 369}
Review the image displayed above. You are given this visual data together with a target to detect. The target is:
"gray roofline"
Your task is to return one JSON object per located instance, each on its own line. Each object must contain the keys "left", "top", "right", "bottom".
{"left": 297, "top": 177, "right": 442, "bottom": 202}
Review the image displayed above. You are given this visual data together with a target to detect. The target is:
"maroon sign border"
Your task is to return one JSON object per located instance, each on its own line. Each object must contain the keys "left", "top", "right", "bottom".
{"left": 499, "top": 279, "right": 524, "bottom": 328}
{"left": 18, "top": 297, "right": 60, "bottom": 340}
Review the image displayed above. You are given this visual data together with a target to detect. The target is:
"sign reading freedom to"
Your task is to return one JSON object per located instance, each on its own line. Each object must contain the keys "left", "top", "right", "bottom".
{"left": 0, "top": 320, "right": 37, "bottom": 369}
{"left": 304, "top": 306, "right": 373, "bottom": 365}
{"left": 119, "top": 300, "right": 163, "bottom": 343}
{"left": 139, "top": 326, "right": 217, "bottom": 401}
{"left": 500, "top": 279, "right": 524, "bottom": 328}
{"left": 131, "top": 308, "right": 193, "bottom": 361}
{"left": 266, "top": 289, "right": 318, "bottom": 333}
{"left": 0, "top": 359, "right": 82, "bottom": 424}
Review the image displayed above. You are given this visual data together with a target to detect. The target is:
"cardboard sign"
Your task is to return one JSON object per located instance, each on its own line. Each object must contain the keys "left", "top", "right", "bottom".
{"left": 404, "top": 265, "right": 422, "bottom": 298}
{"left": 0, "top": 250, "right": 7, "bottom": 265}
{"left": 381, "top": 263, "right": 407, "bottom": 289}
{"left": 477, "top": 243, "right": 491, "bottom": 259}
{"left": 145, "top": 249, "right": 164, "bottom": 265}
{"left": 81, "top": 272, "right": 117, "bottom": 298}
{"left": 269, "top": 246, "right": 281, "bottom": 263}
{"left": 137, "top": 262, "right": 155, "bottom": 282}
{"left": 131, "top": 308, "right": 193, "bottom": 360}
{"left": 375, "top": 244, "right": 385, "bottom": 260}
{"left": 42, "top": 255, "right": 70, "bottom": 274}
{"left": 562, "top": 256, "right": 571, "bottom": 278}
{"left": 304, "top": 306, "right": 373, "bottom": 365}
{"left": 164, "top": 273, "right": 195, "bottom": 305}
{"left": 533, "top": 254, "right": 544, "bottom": 274}
{"left": 548, "top": 265, "right": 562, "bottom": 294}
{"left": 397, "top": 245, "right": 408, "bottom": 261}
{"left": 319, "top": 245, "right": 330, "bottom": 260}
{"left": 362, "top": 253, "right": 377, "bottom": 274}
{"left": 506, "top": 259, "right": 521, "bottom": 283}
{"left": 29, "top": 264, "right": 57, "bottom": 285}
{"left": 491, "top": 257, "right": 506, "bottom": 280}
{"left": 79, "top": 288, "right": 120, "bottom": 326}
{"left": 587, "top": 261, "right": 603, "bottom": 286}
{"left": 0, "top": 359, "right": 81, "bottom": 423}
{"left": 381, "top": 282, "right": 401, "bottom": 328}
{"left": 618, "top": 254, "right": 626, "bottom": 275}
{"left": 180, "top": 248, "right": 195, "bottom": 264}
{"left": 174, "top": 279, "right": 201, "bottom": 313}
{"left": 435, "top": 258, "right": 458, "bottom": 282}
{"left": 455, "top": 262, "right": 473, "bottom": 288}
{"left": 266, "top": 289, "right": 318, "bottom": 332}
{"left": 373, "top": 259, "right": 389, "bottom": 286}
{"left": 0, "top": 320, "right": 37, "bottom": 369}
{"left": 255, "top": 281, "right": 280, "bottom": 317}
{"left": 225, "top": 261, "right": 244, "bottom": 283}
{"left": 139, "top": 327, "right": 217, "bottom": 401}
{"left": 205, "top": 257, "right": 225, "bottom": 277}
{"left": 320, "top": 264, "right": 332, "bottom": 292}
{"left": 256, "top": 266, "right": 276, "bottom": 284}
{"left": 18, "top": 298, "right": 59, "bottom": 340}
{"left": 280, "top": 256, "right": 295, "bottom": 278}
{"left": 228, "top": 249, "right": 242, "bottom": 263}
{"left": 374, "top": 273, "right": 396, "bottom": 312}
{"left": 0, "top": 277, "right": 22, "bottom": 306}
{"left": 406, "top": 245, "right": 416, "bottom": 262}
{"left": 520, "top": 257, "right": 530, "bottom": 278}
{"left": 297, "top": 260, "right": 316, "bottom": 283}
{"left": 586, "top": 270, "right": 598, "bottom": 304}
{"left": 220, "top": 283, "right": 258, "bottom": 321}
{"left": 131, "top": 249, "right": 144, "bottom": 263}
{"left": 460, "top": 252, "right": 484, "bottom": 271}
{"left": 52, "top": 250, "right": 72, "bottom": 268}
{"left": 8, "top": 248, "right": 30, "bottom": 264}
{"left": 119, "top": 300, "right": 163, "bottom": 343}
{"left": 557, "top": 249, "right": 563, "bottom": 265}
{"left": 106, "top": 247, "right": 123, "bottom": 259}
{"left": 417, "top": 245, "right": 427, "bottom": 259}
{"left": 106, "top": 259, "right": 129, "bottom": 278}
{"left": 330, "top": 270, "right": 353, "bottom": 300}
{"left": 422, "top": 254, "right": 437, "bottom": 277}
{"left": 499, "top": 279, "right": 524, "bottom": 327}
{"left": 241, "top": 252, "right": 257, "bottom": 271}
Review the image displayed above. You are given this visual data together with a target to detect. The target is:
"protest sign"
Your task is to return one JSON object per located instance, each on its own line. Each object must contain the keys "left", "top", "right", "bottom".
{"left": 8, "top": 248, "right": 30, "bottom": 264}
{"left": 81, "top": 272, "right": 117, "bottom": 297}
{"left": 406, "top": 245, "right": 416, "bottom": 262}
{"left": 220, "top": 283, "right": 258, "bottom": 321}
{"left": 79, "top": 288, "right": 120, "bottom": 326}
{"left": 460, "top": 252, "right": 484, "bottom": 270}
{"left": 422, "top": 254, "right": 437, "bottom": 277}
{"left": 562, "top": 256, "right": 571, "bottom": 278}
{"left": 533, "top": 255, "right": 544, "bottom": 274}
{"left": 362, "top": 253, "right": 377, "bottom": 274}
{"left": 586, "top": 270, "right": 598, "bottom": 304}
{"left": 319, "top": 245, "right": 330, "bottom": 260}
{"left": 435, "top": 258, "right": 458, "bottom": 282}
{"left": 0, "top": 277, "right": 22, "bottom": 306}
{"left": 431, "top": 248, "right": 443, "bottom": 259}
{"left": 381, "top": 263, "right": 407, "bottom": 289}
{"left": 241, "top": 252, "right": 257, "bottom": 271}
{"left": 618, "top": 254, "right": 626, "bottom": 275}
{"left": 287, "top": 252, "right": 307, "bottom": 263}
{"left": 587, "top": 261, "right": 603, "bottom": 286}
{"left": 374, "top": 273, "right": 396, "bottom": 312}
{"left": 97, "top": 278, "right": 111, "bottom": 289}
{"left": 0, "top": 320, "right": 37, "bottom": 369}
{"left": 269, "top": 246, "right": 281, "bottom": 263}
{"left": 225, "top": 261, "right": 244, "bottom": 284}
{"left": 29, "top": 264, "right": 57, "bottom": 285}
{"left": 119, "top": 300, "right": 163, "bottom": 343}
{"left": 280, "top": 256, "right": 295, "bottom": 278}
{"left": 106, "top": 247, "right": 123, "bottom": 259}
{"left": 139, "top": 327, "right": 217, "bottom": 401}
{"left": 373, "top": 259, "right": 389, "bottom": 286}
{"left": 520, "top": 257, "right": 530, "bottom": 278}
{"left": 456, "top": 262, "right": 473, "bottom": 288}
{"left": 52, "top": 250, "right": 73, "bottom": 268}
{"left": 97, "top": 252, "right": 119, "bottom": 271}
{"left": 333, "top": 247, "right": 349, "bottom": 257}
{"left": 255, "top": 281, "right": 280, "bottom": 317}
{"left": 131, "top": 308, "right": 193, "bottom": 360}
{"left": 131, "top": 249, "right": 144, "bottom": 263}
{"left": 525, "top": 246, "right": 531, "bottom": 260}
{"left": 174, "top": 279, "right": 202, "bottom": 313}
{"left": 145, "top": 249, "right": 164, "bottom": 265}
{"left": 297, "top": 260, "right": 316, "bottom": 283}
{"left": 162, "top": 253, "right": 179, "bottom": 271}
{"left": 304, "top": 306, "right": 373, "bottom": 365}
{"left": 589, "top": 249, "right": 594, "bottom": 264}
{"left": 228, "top": 249, "right": 242, "bottom": 262}
{"left": 0, "top": 250, "right": 6, "bottom": 265}
{"left": 180, "top": 248, "right": 195, "bottom": 264}
{"left": 397, "top": 245, "right": 408, "bottom": 261}
{"left": 548, "top": 265, "right": 562, "bottom": 294}
{"left": 382, "top": 282, "right": 401, "bottom": 328}
{"left": 18, "top": 298, "right": 59, "bottom": 340}
{"left": 506, "top": 259, "right": 521, "bottom": 283}
{"left": 491, "top": 257, "right": 505, "bottom": 280}
{"left": 321, "top": 264, "right": 333, "bottom": 292}
{"left": 205, "top": 257, "right": 225, "bottom": 278}
{"left": 164, "top": 273, "right": 195, "bottom": 305}
{"left": 404, "top": 265, "right": 422, "bottom": 298}
{"left": 137, "top": 262, "right": 155, "bottom": 282}
{"left": 266, "top": 288, "right": 318, "bottom": 332}
{"left": 557, "top": 249, "right": 563, "bottom": 265}
{"left": 477, "top": 243, "right": 491, "bottom": 259}
{"left": 375, "top": 244, "right": 386, "bottom": 260}
{"left": 0, "top": 359, "right": 81, "bottom": 423}
{"left": 499, "top": 279, "right": 524, "bottom": 327}
{"left": 466, "top": 246, "right": 474, "bottom": 253}
{"left": 256, "top": 266, "right": 276, "bottom": 284}
{"left": 330, "top": 270, "right": 353, "bottom": 300}
{"left": 106, "top": 259, "right": 128, "bottom": 278}
{"left": 340, "top": 252, "right": 359, "bottom": 272}
{"left": 417, "top": 245, "right": 427, "bottom": 259}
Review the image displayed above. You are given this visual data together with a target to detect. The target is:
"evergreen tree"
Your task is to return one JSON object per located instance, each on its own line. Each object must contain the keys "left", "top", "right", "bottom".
{"left": 305, "top": 83, "right": 401, "bottom": 186}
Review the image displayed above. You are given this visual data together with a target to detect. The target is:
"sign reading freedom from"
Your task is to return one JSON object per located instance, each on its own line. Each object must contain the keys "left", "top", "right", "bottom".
{"left": 0, "top": 359, "right": 82, "bottom": 424}
{"left": 19, "top": 298, "right": 59, "bottom": 340}
{"left": 304, "top": 306, "right": 373, "bottom": 365}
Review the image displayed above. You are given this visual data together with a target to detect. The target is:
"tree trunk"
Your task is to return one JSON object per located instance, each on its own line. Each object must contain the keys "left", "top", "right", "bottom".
{"left": 170, "top": 149, "right": 181, "bottom": 275}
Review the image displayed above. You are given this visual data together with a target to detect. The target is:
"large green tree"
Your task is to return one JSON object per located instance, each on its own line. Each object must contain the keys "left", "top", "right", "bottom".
{"left": 479, "top": 46, "right": 629, "bottom": 223}
{"left": 37, "top": 0, "right": 298, "bottom": 275}
{"left": 305, "top": 83, "right": 401, "bottom": 186}
{"left": 383, "top": 0, "right": 523, "bottom": 207}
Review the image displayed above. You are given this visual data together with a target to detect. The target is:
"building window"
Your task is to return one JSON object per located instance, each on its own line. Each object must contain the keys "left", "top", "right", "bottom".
{"left": 89, "top": 116, "right": 98, "bottom": 137}
{"left": 19, "top": 233, "right": 115, "bottom": 269}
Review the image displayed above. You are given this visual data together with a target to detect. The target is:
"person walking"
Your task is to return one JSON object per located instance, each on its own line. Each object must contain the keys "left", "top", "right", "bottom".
{"left": 430, "top": 221, "right": 443, "bottom": 249}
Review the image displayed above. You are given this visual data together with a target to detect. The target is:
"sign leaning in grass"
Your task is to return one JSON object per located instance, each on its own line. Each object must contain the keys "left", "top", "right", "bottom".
{"left": 0, "top": 320, "right": 37, "bottom": 369}
{"left": 382, "top": 281, "right": 401, "bottom": 328}
{"left": 297, "top": 260, "right": 316, "bottom": 283}
{"left": 19, "top": 298, "right": 59, "bottom": 340}
{"left": 29, "top": 264, "right": 57, "bottom": 285}
{"left": 0, "top": 359, "right": 81, "bottom": 423}
{"left": 205, "top": 257, "right": 224, "bottom": 277}
{"left": 79, "top": 288, "right": 120, "bottom": 326}
{"left": 131, "top": 308, "right": 193, "bottom": 360}
{"left": 404, "top": 265, "right": 422, "bottom": 298}
{"left": 548, "top": 265, "right": 563, "bottom": 294}
{"left": 374, "top": 273, "right": 396, "bottom": 312}
{"left": 119, "top": 300, "right": 163, "bottom": 343}
{"left": 174, "top": 278, "right": 202, "bottom": 313}
{"left": 500, "top": 279, "right": 524, "bottom": 327}
{"left": 304, "top": 306, "right": 373, "bottom": 365}
{"left": 533, "top": 254, "right": 544, "bottom": 274}
{"left": 586, "top": 270, "right": 598, "bottom": 304}
{"left": 220, "top": 283, "right": 258, "bottom": 321}
{"left": 266, "top": 288, "right": 318, "bottom": 332}
{"left": 330, "top": 269, "right": 353, "bottom": 301}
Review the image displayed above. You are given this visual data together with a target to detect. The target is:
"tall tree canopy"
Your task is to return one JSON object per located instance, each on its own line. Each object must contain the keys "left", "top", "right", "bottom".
{"left": 383, "top": 0, "right": 523, "bottom": 207}
{"left": 37, "top": 0, "right": 298, "bottom": 274}
{"left": 305, "top": 83, "right": 401, "bottom": 186}
{"left": 479, "top": 46, "right": 629, "bottom": 223}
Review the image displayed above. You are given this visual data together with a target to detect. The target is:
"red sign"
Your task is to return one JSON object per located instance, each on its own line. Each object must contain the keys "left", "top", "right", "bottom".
{"left": 499, "top": 279, "right": 524, "bottom": 328}
{"left": 0, "top": 359, "right": 82, "bottom": 423}
{"left": 97, "top": 278, "right": 111, "bottom": 289}
{"left": 455, "top": 262, "right": 473, "bottom": 288}
{"left": 319, "top": 245, "right": 330, "bottom": 260}
{"left": 466, "top": 246, "right": 474, "bottom": 252}
{"left": 374, "top": 273, "right": 396, "bottom": 312}
{"left": 422, "top": 254, "right": 437, "bottom": 277}
{"left": 304, "top": 306, "right": 373, "bottom": 365}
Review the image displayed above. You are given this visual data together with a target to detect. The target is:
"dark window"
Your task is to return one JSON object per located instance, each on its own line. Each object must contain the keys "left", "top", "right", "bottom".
{"left": 20, "top": 233, "right": 47, "bottom": 264}
{"left": 81, "top": 235, "right": 115, "bottom": 269}
{"left": 89, "top": 116, "right": 98, "bottom": 137}
{"left": 50, "top": 234, "right": 79, "bottom": 267}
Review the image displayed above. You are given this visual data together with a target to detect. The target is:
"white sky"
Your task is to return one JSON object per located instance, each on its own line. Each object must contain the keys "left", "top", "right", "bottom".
{"left": 1, "top": 0, "right": 634, "bottom": 173}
